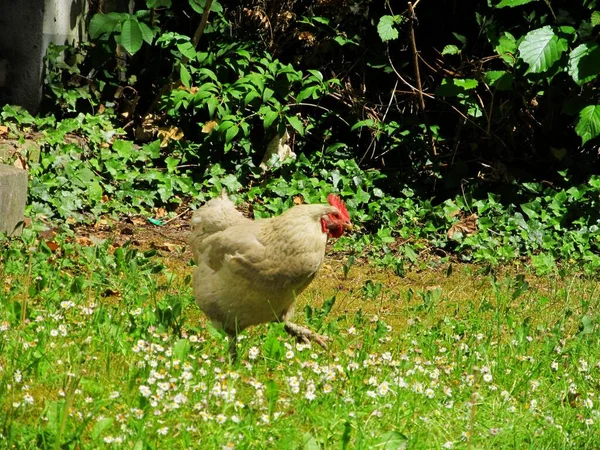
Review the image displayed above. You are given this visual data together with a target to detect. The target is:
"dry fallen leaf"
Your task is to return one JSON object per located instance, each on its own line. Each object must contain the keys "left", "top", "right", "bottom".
{"left": 153, "top": 242, "right": 180, "bottom": 253}
{"left": 447, "top": 213, "right": 478, "bottom": 240}
{"left": 76, "top": 236, "right": 93, "bottom": 246}
{"left": 202, "top": 120, "right": 219, "bottom": 134}
{"left": 158, "top": 126, "right": 184, "bottom": 147}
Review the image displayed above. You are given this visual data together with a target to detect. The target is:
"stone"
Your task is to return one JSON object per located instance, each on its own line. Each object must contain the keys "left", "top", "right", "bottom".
{"left": 0, "top": 164, "right": 28, "bottom": 236}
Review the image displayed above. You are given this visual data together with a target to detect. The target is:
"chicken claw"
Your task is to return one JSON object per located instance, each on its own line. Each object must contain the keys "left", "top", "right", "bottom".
{"left": 284, "top": 322, "right": 329, "bottom": 350}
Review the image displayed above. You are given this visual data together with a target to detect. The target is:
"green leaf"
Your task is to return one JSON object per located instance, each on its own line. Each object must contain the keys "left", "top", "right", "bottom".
{"left": 88, "top": 13, "right": 122, "bottom": 39}
{"left": 263, "top": 110, "right": 279, "bottom": 129}
{"left": 205, "top": 97, "right": 219, "bottom": 117}
{"left": 483, "top": 71, "right": 514, "bottom": 91}
{"left": 351, "top": 118, "right": 376, "bottom": 131}
{"left": 521, "top": 201, "right": 540, "bottom": 218}
{"left": 120, "top": 18, "right": 144, "bottom": 55}
{"left": 375, "top": 431, "right": 409, "bottom": 450}
{"left": 568, "top": 44, "right": 600, "bottom": 86}
{"left": 495, "top": 32, "right": 517, "bottom": 66}
{"left": 263, "top": 87, "right": 275, "bottom": 102}
{"left": 442, "top": 45, "right": 460, "bottom": 55}
{"left": 377, "top": 15, "right": 399, "bottom": 42}
{"left": 578, "top": 315, "right": 595, "bottom": 335}
{"left": 436, "top": 78, "right": 478, "bottom": 96}
{"left": 225, "top": 125, "right": 240, "bottom": 143}
{"left": 296, "top": 85, "right": 318, "bottom": 102}
{"left": 301, "top": 433, "right": 321, "bottom": 450}
{"left": 180, "top": 65, "right": 191, "bottom": 88}
{"left": 518, "top": 26, "right": 568, "bottom": 74}
{"left": 592, "top": 11, "right": 600, "bottom": 27}
{"left": 495, "top": 0, "right": 538, "bottom": 8}
{"left": 92, "top": 417, "right": 114, "bottom": 440}
{"left": 286, "top": 115, "right": 304, "bottom": 135}
{"left": 177, "top": 42, "right": 197, "bottom": 60}
{"left": 173, "top": 338, "right": 190, "bottom": 360}
{"left": 531, "top": 253, "right": 556, "bottom": 275}
{"left": 575, "top": 105, "right": 600, "bottom": 145}
{"left": 137, "top": 21, "right": 155, "bottom": 44}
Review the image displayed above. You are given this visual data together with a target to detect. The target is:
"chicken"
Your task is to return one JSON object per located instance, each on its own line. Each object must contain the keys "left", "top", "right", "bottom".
{"left": 190, "top": 191, "right": 352, "bottom": 358}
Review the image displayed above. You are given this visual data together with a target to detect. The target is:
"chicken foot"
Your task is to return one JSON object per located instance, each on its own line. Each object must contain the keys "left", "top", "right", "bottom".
{"left": 284, "top": 322, "right": 328, "bottom": 349}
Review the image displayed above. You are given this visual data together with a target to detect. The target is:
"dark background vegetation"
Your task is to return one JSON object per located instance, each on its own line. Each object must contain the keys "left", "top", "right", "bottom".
{"left": 3, "top": 0, "right": 600, "bottom": 272}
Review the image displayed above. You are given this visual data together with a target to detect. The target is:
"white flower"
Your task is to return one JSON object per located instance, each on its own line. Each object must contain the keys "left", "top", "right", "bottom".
{"left": 139, "top": 385, "right": 152, "bottom": 397}
{"left": 216, "top": 414, "right": 227, "bottom": 424}
{"left": 157, "top": 426, "right": 168, "bottom": 435}
{"left": 377, "top": 381, "right": 390, "bottom": 397}
{"left": 248, "top": 347, "right": 259, "bottom": 360}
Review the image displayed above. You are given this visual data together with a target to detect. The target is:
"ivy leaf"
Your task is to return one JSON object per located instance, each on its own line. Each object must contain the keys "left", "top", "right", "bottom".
{"left": 575, "top": 105, "right": 600, "bottom": 145}
{"left": 568, "top": 43, "right": 600, "bottom": 86}
{"left": 120, "top": 17, "right": 144, "bottom": 55}
{"left": 495, "top": 0, "right": 538, "bottom": 8}
{"left": 518, "top": 26, "right": 567, "bottom": 74}
{"left": 377, "top": 15, "right": 399, "bottom": 42}
{"left": 286, "top": 115, "right": 304, "bottom": 136}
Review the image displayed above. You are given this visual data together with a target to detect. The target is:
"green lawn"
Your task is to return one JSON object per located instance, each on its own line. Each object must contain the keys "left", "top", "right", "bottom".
{"left": 1, "top": 233, "right": 599, "bottom": 449}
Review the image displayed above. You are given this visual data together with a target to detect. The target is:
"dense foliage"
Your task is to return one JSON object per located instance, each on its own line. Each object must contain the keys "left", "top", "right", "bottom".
{"left": 3, "top": 0, "right": 600, "bottom": 271}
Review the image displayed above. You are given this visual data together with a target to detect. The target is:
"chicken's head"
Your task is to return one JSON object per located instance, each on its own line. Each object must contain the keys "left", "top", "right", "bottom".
{"left": 321, "top": 194, "right": 352, "bottom": 238}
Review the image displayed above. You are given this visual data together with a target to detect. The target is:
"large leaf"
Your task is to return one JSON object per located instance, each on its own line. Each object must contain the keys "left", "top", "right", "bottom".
{"left": 88, "top": 13, "right": 123, "bottom": 39}
{"left": 518, "top": 26, "right": 567, "bottom": 74}
{"left": 377, "top": 16, "right": 399, "bottom": 42}
{"left": 375, "top": 431, "right": 409, "bottom": 449}
{"left": 120, "top": 18, "right": 144, "bottom": 55}
{"left": 575, "top": 105, "right": 600, "bottom": 145}
{"left": 568, "top": 44, "right": 600, "bottom": 86}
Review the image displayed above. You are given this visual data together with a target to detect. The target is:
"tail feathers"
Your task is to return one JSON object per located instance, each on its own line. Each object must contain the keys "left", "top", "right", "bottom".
{"left": 189, "top": 192, "right": 250, "bottom": 262}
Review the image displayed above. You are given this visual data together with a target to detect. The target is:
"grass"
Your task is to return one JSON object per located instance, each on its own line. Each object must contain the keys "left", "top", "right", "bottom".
{"left": 1, "top": 231, "right": 599, "bottom": 450}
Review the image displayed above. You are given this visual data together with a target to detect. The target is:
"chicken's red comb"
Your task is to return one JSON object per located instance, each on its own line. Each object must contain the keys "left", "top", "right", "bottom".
{"left": 327, "top": 194, "right": 351, "bottom": 221}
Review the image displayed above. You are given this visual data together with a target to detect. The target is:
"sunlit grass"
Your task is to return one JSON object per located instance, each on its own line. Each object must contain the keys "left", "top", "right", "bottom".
{"left": 1, "top": 234, "right": 599, "bottom": 449}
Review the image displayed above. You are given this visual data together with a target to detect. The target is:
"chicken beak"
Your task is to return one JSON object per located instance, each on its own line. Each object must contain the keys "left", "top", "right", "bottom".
{"left": 344, "top": 223, "right": 354, "bottom": 232}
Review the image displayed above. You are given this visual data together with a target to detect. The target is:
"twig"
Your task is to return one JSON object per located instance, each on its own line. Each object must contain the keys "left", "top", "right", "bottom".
{"left": 163, "top": 207, "right": 191, "bottom": 226}
{"left": 407, "top": 1, "right": 437, "bottom": 155}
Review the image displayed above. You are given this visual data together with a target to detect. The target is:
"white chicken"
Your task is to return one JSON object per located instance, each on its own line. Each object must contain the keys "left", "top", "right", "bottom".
{"left": 190, "top": 191, "right": 352, "bottom": 358}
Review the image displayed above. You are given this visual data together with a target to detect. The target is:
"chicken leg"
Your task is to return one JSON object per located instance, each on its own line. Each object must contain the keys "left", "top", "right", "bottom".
{"left": 284, "top": 322, "right": 328, "bottom": 349}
